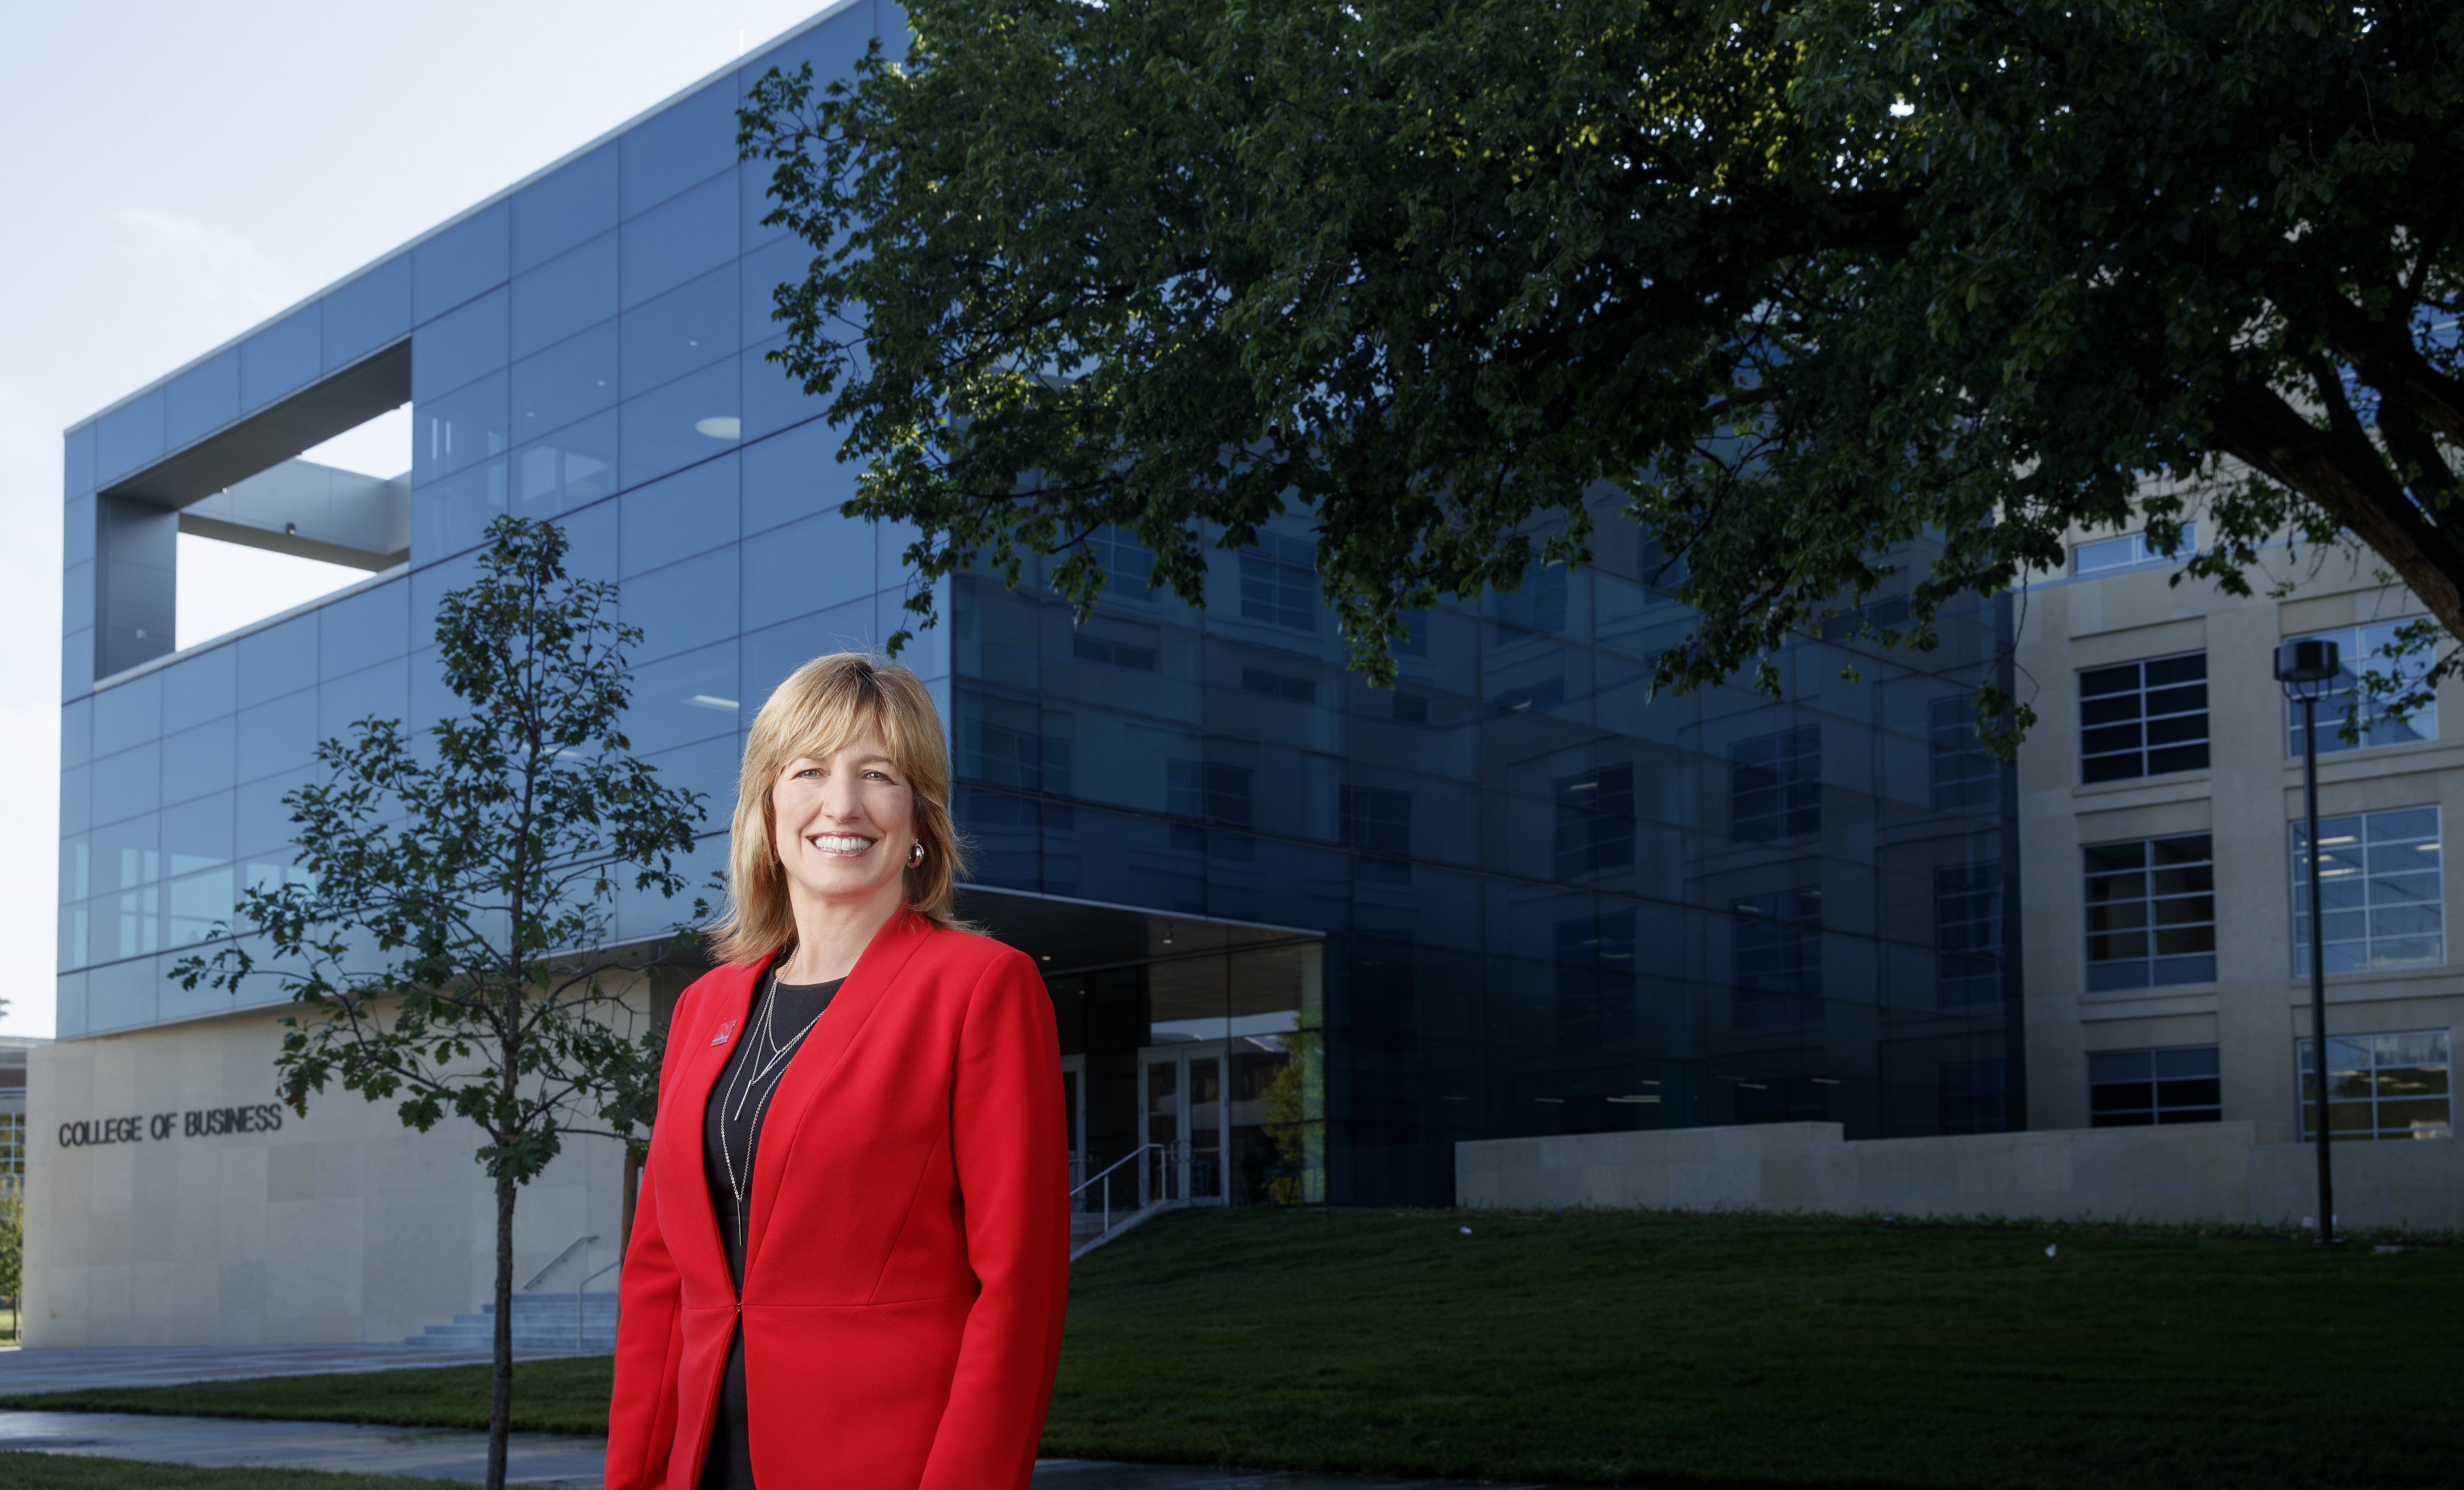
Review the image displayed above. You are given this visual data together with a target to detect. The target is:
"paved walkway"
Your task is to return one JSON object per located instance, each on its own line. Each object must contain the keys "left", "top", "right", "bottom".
{"left": 0, "top": 1410, "right": 1554, "bottom": 1488}
{"left": 0, "top": 1343, "right": 596, "bottom": 1395}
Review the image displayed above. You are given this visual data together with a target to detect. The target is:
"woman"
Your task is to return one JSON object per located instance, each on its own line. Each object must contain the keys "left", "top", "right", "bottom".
{"left": 607, "top": 654, "right": 1069, "bottom": 1490}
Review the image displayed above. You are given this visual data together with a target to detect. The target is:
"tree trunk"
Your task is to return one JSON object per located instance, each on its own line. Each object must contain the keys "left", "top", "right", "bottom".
{"left": 489, "top": 1173, "right": 517, "bottom": 1490}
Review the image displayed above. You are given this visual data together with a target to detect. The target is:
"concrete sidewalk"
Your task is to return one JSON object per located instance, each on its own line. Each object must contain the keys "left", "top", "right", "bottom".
{"left": 0, "top": 1343, "right": 597, "bottom": 1395}
{"left": 0, "top": 1409, "right": 1558, "bottom": 1488}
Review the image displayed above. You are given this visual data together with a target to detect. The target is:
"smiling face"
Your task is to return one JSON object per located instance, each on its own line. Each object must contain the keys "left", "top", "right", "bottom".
{"left": 768, "top": 727, "right": 918, "bottom": 917}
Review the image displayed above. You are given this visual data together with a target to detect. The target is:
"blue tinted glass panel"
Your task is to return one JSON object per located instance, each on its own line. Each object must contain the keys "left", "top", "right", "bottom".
{"left": 739, "top": 235, "right": 802, "bottom": 342}
{"left": 88, "top": 959, "right": 159, "bottom": 1032}
{"left": 161, "top": 646, "right": 236, "bottom": 732}
{"left": 512, "top": 145, "right": 618, "bottom": 274}
{"left": 95, "top": 805, "right": 160, "bottom": 884}
{"left": 415, "top": 371, "right": 510, "bottom": 485}
{"left": 760, "top": 9, "right": 876, "bottom": 95}
{"left": 623, "top": 546, "right": 739, "bottom": 663}
{"left": 511, "top": 232, "right": 618, "bottom": 361}
{"left": 513, "top": 409, "right": 621, "bottom": 520}
{"left": 236, "top": 689, "right": 319, "bottom": 781}
{"left": 66, "top": 424, "right": 96, "bottom": 494}
{"left": 93, "top": 673, "right": 162, "bottom": 757}
{"left": 743, "top": 419, "right": 853, "bottom": 535}
{"left": 319, "top": 579, "right": 410, "bottom": 679}
{"left": 322, "top": 658, "right": 410, "bottom": 739}
{"left": 93, "top": 742, "right": 162, "bottom": 825}
{"left": 625, "top": 641, "right": 741, "bottom": 755}
{"left": 63, "top": 628, "right": 94, "bottom": 703}
{"left": 742, "top": 600, "right": 871, "bottom": 705}
{"left": 409, "top": 645, "right": 453, "bottom": 736}
{"left": 742, "top": 339, "right": 828, "bottom": 445}
{"left": 236, "top": 616, "right": 318, "bottom": 709}
{"left": 65, "top": 493, "right": 96, "bottom": 568}
{"left": 414, "top": 202, "right": 510, "bottom": 323}
{"left": 622, "top": 454, "right": 739, "bottom": 577}
{"left": 621, "top": 82, "right": 737, "bottom": 217}
{"left": 428, "top": 458, "right": 510, "bottom": 560}
{"left": 557, "top": 496, "right": 618, "bottom": 582}
{"left": 164, "top": 352, "right": 240, "bottom": 449}
{"left": 621, "top": 175, "right": 737, "bottom": 309}
{"left": 236, "top": 767, "right": 312, "bottom": 860}
{"left": 161, "top": 718, "right": 236, "bottom": 807}
{"left": 96, "top": 393, "right": 165, "bottom": 484}
{"left": 162, "top": 792, "right": 234, "bottom": 875}
{"left": 61, "top": 765, "right": 92, "bottom": 838}
{"left": 742, "top": 508, "right": 873, "bottom": 632}
{"left": 324, "top": 256, "right": 412, "bottom": 369}
{"left": 638, "top": 734, "right": 739, "bottom": 823}
{"left": 241, "top": 309, "right": 321, "bottom": 410}
{"left": 414, "top": 288, "right": 509, "bottom": 403}
{"left": 619, "top": 360, "right": 739, "bottom": 490}
{"left": 512, "top": 323, "right": 619, "bottom": 443}
{"left": 411, "top": 549, "right": 485, "bottom": 644}
{"left": 62, "top": 561, "right": 93, "bottom": 639}
{"left": 622, "top": 265, "right": 738, "bottom": 399}
{"left": 63, "top": 697, "right": 94, "bottom": 768}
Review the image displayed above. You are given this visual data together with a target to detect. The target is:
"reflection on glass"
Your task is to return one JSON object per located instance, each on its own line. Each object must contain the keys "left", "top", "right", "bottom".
{"left": 1145, "top": 1059, "right": 1178, "bottom": 1201}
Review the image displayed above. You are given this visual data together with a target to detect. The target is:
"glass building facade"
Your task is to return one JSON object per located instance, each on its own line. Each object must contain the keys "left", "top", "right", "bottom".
{"left": 58, "top": 0, "right": 2019, "bottom": 1208}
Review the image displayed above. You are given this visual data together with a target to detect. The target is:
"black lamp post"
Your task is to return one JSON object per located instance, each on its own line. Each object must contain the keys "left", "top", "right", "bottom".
{"left": 2275, "top": 637, "right": 2342, "bottom": 1246}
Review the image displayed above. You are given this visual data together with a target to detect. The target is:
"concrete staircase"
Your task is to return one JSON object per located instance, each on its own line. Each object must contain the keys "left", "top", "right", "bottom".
{"left": 404, "top": 1292, "right": 618, "bottom": 1353}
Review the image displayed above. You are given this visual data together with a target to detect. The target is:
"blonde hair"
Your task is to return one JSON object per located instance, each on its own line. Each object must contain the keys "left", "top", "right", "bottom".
{"left": 710, "top": 652, "right": 968, "bottom": 964}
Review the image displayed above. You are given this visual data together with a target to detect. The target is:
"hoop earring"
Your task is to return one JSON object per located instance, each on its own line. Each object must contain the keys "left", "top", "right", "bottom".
{"left": 907, "top": 842, "right": 926, "bottom": 868}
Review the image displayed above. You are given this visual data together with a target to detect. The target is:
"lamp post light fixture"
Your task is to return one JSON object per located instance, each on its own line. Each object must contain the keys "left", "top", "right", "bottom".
{"left": 2275, "top": 637, "right": 2342, "bottom": 1246}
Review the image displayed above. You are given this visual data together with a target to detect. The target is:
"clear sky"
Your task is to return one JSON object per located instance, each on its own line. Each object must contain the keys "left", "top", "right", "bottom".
{"left": 0, "top": 0, "right": 833, "bottom": 1035}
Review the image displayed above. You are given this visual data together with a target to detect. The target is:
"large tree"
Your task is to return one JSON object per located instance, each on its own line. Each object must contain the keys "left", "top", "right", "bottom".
{"left": 177, "top": 518, "right": 707, "bottom": 1490}
{"left": 740, "top": 0, "right": 2464, "bottom": 730}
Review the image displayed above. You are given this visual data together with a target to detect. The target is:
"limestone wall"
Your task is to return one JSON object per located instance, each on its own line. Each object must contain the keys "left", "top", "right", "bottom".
{"left": 1457, "top": 1122, "right": 2464, "bottom": 1231}
{"left": 25, "top": 1005, "right": 634, "bottom": 1348}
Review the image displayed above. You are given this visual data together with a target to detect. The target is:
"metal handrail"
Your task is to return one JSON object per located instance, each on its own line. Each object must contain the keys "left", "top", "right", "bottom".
{"left": 1070, "top": 1144, "right": 1159, "bottom": 1236}
{"left": 576, "top": 1258, "right": 621, "bottom": 1350}
{"left": 523, "top": 1233, "right": 598, "bottom": 1292}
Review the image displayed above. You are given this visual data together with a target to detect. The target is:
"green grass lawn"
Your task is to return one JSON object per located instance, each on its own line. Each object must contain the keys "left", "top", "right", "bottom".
{"left": 0, "top": 1455, "right": 467, "bottom": 1490}
{"left": 3, "top": 1208, "right": 2459, "bottom": 1488}
{"left": 0, "top": 1356, "right": 613, "bottom": 1435}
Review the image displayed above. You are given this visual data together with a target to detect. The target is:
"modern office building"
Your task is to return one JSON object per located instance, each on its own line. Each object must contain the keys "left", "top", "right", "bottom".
{"left": 33, "top": 0, "right": 2019, "bottom": 1345}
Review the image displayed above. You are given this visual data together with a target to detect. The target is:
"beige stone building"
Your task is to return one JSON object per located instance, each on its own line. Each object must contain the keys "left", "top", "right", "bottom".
{"left": 2014, "top": 525, "right": 2458, "bottom": 1149}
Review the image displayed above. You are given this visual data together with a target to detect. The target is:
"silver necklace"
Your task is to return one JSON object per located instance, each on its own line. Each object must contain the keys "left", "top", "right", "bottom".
{"left": 715, "top": 968, "right": 826, "bottom": 1241}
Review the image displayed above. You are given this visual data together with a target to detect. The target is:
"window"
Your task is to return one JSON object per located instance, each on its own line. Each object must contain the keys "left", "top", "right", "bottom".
{"left": 1493, "top": 558, "right": 1567, "bottom": 637}
{"left": 1494, "top": 677, "right": 1566, "bottom": 715}
{"left": 1935, "top": 863, "right": 2004, "bottom": 1010}
{"left": 2083, "top": 834, "right": 2216, "bottom": 991}
{"left": 1340, "top": 785, "right": 1413, "bottom": 885}
{"left": 1554, "top": 911, "right": 1636, "bottom": 1051}
{"left": 2298, "top": 1031, "right": 2452, "bottom": 1140}
{"left": 1090, "top": 524, "right": 1154, "bottom": 595}
{"left": 1238, "top": 533, "right": 1316, "bottom": 630}
{"left": 1734, "top": 1073, "right": 1827, "bottom": 1123}
{"left": 2088, "top": 1045, "right": 2220, "bottom": 1126}
{"left": 2079, "top": 653, "right": 2209, "bottom": 782}
{"left": 1940, "top": 1061, "right": 2007, "bottom": 1135}
{"left": 1168, "top": 760, "right": 1253, "bottom": 859}
{"left": 2292, "top": 806, "right": 2443, "bottom": 974}
{"left": 1730, "top": 725, "right": 1821, "bottom": 842}
{"left": 1732, "top": 889, "right": 1822, "bottom": 1026}
{"left": 1241, "top": 667, "right": 1315, "bottom": 703}
{"left": 2284, "top": 618, "right": 2437, "bottom": 756}
{"left": 0, "top": 1111, "right": 20, "bottom": 1186}
{"left": 1390, "top": 693, "right": 1428, "bottom": 724}
{"left": 1553, "top": 764, "right": 1635, "bottom": 879}
{"left": 1929, "top": 696, "right": 1999, "bottom": 812}
{"left": 2073, "top": 524, "right": 2195, "bottom": 576}
{"left": 1071, "top": 620, "right": 1158, "bottom": 671}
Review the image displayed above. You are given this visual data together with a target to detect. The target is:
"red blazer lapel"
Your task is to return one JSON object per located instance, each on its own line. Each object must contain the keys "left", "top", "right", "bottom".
{"left": 742, "top": 912, "right": 937, "bottom": 1268}
{"left": 665, "top": 959, "right": 767, "bottom": 1287}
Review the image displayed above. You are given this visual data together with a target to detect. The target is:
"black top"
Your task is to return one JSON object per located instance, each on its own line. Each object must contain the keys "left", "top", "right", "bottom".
{"left": 699, "top": 972, "right": 840, "bottom": 1490}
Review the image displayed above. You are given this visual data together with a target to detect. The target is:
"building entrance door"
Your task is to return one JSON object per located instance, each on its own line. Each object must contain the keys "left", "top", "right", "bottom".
{"left": 1135, "top": 1037, "right": 1292, "bottom": 1205}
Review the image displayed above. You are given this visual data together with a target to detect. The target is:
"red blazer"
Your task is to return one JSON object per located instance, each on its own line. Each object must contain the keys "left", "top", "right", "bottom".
{"left": 607, "top": 912, "right": 1070, "bottom": 1490}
